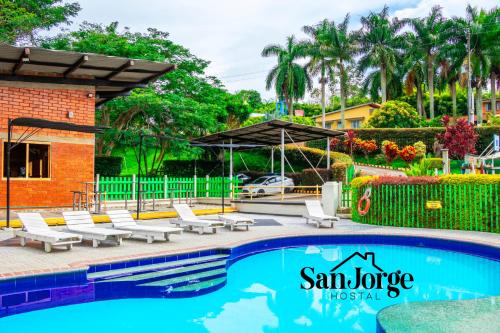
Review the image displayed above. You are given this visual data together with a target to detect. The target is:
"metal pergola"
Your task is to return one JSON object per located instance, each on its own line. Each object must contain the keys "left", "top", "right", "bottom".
{"left": 4, "top": 117, "right": 106, "bottom": 228}
{"left": 192, "top": 119, "right": 346, "bottom": 196}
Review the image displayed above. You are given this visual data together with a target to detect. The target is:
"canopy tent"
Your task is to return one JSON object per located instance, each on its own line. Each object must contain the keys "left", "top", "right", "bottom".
{"left": 192, "top": 120, "right": 346, "bottom": 199}
{"left": 0, "top": 44, "right": 175, "bottom": 106}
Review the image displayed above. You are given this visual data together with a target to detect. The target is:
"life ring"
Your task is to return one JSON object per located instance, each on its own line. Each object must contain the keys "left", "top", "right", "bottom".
{"left": 357, "top": 187, "right": 371, "bottom": 216}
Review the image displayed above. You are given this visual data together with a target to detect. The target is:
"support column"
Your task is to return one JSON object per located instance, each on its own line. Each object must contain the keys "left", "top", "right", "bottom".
{"left": 281, "top": 128, "right": 285, "bottom": 194}
{"left": 229, "top": 139, "right": 233, "bottom": 199}
{"left": 271, "top": 147, "right": 274, "bottom": 173}
{"left": 326, "top": 137, "right": 331, "bottom": 170}
{"left": 442, "top": 149, "right": 450, "bottom": 175}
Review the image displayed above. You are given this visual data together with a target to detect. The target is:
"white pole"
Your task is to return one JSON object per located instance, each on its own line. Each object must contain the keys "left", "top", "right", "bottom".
{"left": 281, "top": 128, "right": 285, "bottom": 194}
{"left": 164, "top": 175, "right": 168, "bottom": 199}
{"left": 206, "top": 175, "right": 209, "bottom": 198}
{"left": 271, "top": 147, "right": 274, "bottom": 173}
{"left": 229, "top": 139, "right": 233, "bottom": 199}
{"left": 442, "top": 149, "right": 450, "bottom": 175}
{"left": 326, "top": 137, "right": 331, "bottom": 170}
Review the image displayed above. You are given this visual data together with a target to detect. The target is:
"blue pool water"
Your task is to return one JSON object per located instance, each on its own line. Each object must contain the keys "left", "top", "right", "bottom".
{"left": 1, "top": 244, "right": 499, "bottom": 332}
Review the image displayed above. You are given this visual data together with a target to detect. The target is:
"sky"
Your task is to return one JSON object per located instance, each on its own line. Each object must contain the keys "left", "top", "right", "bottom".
{"left": 64, "top": 0, "right": 497, "bottom": 101}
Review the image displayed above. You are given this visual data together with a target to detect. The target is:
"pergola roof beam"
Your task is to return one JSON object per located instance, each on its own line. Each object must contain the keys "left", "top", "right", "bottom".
{"left": 12, "top": 48, "right": 30, "bottom": 75}
{"left": 104, "top": 60, "right": 134, "bottom": 80}
{"left": 64, "top": 54, "right": 88, "bottom": 77}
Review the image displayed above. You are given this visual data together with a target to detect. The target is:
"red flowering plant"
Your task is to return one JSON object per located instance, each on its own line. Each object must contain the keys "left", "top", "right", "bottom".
{"left": 359, "top": 139, "right": 378, "bottom": 160}
{"left": 343, "top": 130, "right": 358, "bottom": 156}
{"left": 384, "top": 141, "right": 399, "bottom": 163}
{"left": 330, "top": 137, "right": 341, "bottom": 151}
{"left": 436, "top": 115, "right": 478, "bottom": 159}
{"left": 399, "top": 145, "right": 417, "bottom": 164}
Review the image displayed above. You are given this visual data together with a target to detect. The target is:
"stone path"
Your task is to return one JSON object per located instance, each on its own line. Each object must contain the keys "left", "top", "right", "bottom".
{"left": 355, "top": 164, "right": 406, "bottom": 176}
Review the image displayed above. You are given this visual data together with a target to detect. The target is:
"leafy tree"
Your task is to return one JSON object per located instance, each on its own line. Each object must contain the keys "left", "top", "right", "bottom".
{"left": 0, "top": 0, "right": 80, "bottom": 44}
{"left": 357, "top": 5, "right": 405, "bottom": 103}
{"left": 322, "top": 14, "right": 357, "bottom": 129}
{"left": 262, "top": 35, "right": 312, "bottom": 119}
{"left": 236, "top": 90, "right": 262, "bottom": 109}
{"left": 436, "top": 115, "right": 478, "bottom": 159}
{"left": 303, "top": 19, "right": 336, "bottom": 127}
{"left": 365, "top": 101, "right": 421, "bottom": 128}
{"left": 42, "top": 22, "right": 250, "bottom": 174}
{"left": 406, "top": 6, "right": 446, "bottom": 118}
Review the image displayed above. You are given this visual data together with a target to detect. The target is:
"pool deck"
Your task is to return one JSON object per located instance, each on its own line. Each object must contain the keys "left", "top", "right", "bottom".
{"left": 0, "top": 214, "right": 499, "bottom": 278}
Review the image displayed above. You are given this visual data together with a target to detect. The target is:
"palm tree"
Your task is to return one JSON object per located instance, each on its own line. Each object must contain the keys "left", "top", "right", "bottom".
{"left": 466, "top": 5, "right": 497, "bottom": 124}
{"left": 357, "top": 5, "right": 405, "bottom": 103}
{"left": 262, "top": 36, "right": 311, "bottom": 119}
{"left": 403, "top": 32, "right": 427, "bottom": 118}
{"left": 303, "top": 20, "right": 336, "bottom": 128}
{"left": 322, "top": 14, "right": 357, "bottom": 129}
{"left": 406, "top": 6, "right": 446, "bottom": 119}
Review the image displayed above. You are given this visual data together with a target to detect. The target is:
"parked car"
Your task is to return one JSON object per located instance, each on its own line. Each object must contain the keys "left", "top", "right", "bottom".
{"left": 241, "top": 175, "right": 294, "bottom": 195}
{"left": 235, "top": 173, "right": 251, "bottom": 184}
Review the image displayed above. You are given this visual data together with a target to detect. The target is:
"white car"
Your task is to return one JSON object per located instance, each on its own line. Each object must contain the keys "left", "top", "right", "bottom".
{"left": 241, "top": 175, "right": 294, "bottom": 195}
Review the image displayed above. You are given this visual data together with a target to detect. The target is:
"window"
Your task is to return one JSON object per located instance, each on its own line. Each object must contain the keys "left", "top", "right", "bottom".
{"left": 3, "top": 142, "right": 50, "bottom": 178}
{"left": 337, "top": 121, "right": 343, "bottom": 128}
{"left": 325, "top": 122, "right": 332, "bottom": 129}
{"left": 351, "top": 120, "right": 362, "bottom": 129}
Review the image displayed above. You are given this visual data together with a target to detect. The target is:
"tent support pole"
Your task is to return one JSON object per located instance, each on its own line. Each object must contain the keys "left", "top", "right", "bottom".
{"left": 326, "top": 137, "right": 331, "bottom": 170}
{"left": 6, "top": 119, "right": 12, "bottom": 228}
{"left": 280, "top": 128, "right": 285, "bottom": 195}
{"left": 136, "top": 133, "right": 143, "bottom": 220}
{"left": 229, "top": 139, "right": 233, "bottom": 199}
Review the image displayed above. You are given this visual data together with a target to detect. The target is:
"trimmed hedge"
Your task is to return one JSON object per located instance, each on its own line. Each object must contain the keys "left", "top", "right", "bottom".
{"left": 308, "top": 126, "right": 500, "bottom": 155}
{"left": 95, "top": 156, "right": 123, "bottom": 176}
{"left": 351, "top": 174, "right": 500, "bottom": 232}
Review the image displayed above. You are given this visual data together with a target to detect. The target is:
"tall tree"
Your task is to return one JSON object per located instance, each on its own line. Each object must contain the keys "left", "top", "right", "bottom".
{"left": 322, "top": 14, "right": 357, "bottom": 128}
{"left": 406, "top": 6, "right": 446, "bottom": 118}
{"left": 403, "top": 32, "right": 427, "bottom": 118}
{"left": 0, "top": 0, "right": 80, "bottom": 44}
{"left": 262, "top": 36, "right": 312, "bottom": 119}
{"left": 357, "top": 5, "right": 405, "bottom": 103}
{"left": 303, "top": 19, "right": 336, "bottom": 128}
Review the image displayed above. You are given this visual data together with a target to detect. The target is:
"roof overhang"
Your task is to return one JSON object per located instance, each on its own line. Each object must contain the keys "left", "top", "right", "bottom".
{"left": 192, "top": 119, "right": 345, "bottom": 148}
{"left": 10, "top": 117, "right": 107, "bottom": 134}
{"left": 0, "top": 44, "right": 176, "bottom": 106}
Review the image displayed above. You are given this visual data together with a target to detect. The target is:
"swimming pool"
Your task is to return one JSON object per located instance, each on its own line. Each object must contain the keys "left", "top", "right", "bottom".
{"left": 1, "top": 236, "right": 499, "bottom": 332}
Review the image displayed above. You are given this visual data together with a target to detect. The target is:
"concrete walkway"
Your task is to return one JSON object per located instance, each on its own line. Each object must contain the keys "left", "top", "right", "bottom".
{"left": 0, "top": 214, "right": 499, "bottom": 278}
{"left": 355, "top": 164, "right": 406, "bottom": 176}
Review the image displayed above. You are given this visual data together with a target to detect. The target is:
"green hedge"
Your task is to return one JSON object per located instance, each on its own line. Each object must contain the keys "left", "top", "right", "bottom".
{"left": 95, "top": 156, "right": 123, "bottom": 176}
{"left": 308, "top": 126, "right": 500, "bottom": 154}
{"left": 351, "top": 175, "right": 500, "bottom": 233}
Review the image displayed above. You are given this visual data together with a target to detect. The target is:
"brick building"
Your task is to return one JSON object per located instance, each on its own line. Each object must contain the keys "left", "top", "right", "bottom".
{"left": 0, "top": 44, "right": 174, "bottom": 210}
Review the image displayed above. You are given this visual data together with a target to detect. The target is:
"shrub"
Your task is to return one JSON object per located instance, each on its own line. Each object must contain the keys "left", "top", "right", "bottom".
{"left": 95, "top": 156, "right": 123, "bottom": 176}
{"left": 398, "top": 145, "right": 417, "bottom": 164}
{"left": 351, "top": 175, "right": 378, "bottom": 189}
{"left": 436, "top": 116, "right": 478, "bottom": 159}
{"left": 371, "top": 176, "right": 440, "bottom": 186}
{"left": 365, "top": 101, "right": 421, "bottom": 128}
{"left": 358, "top": 139, "right": 378, "bottom": 159}
{"left": 414, "top": 141, "right": 426, "bottom": 158}
{"left": 306, "top": 126, "right": 499, "bottom": 155}
{"left": 425, "top": 158, "right": 443, "bottom": 170}
{"left": 331, "top": 163, "right": 347, "bottom": 182}
{"left": 301, "top": 168, "right": 331, "bottom": 185}
{"left": 331, "top": 151, "right": 353, "bottom": 165}
{"left": 384, "top": 141, "right": 399, "bottom": 163}
{"left": 439, "top": 174, "right": 500, "bottom": 185}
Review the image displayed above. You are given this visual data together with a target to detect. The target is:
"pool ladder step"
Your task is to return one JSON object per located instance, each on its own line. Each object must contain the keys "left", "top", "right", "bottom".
{"left": 92, "top": 253, "right": 229, "bottom": 298}
{"left": 89, "top": 254, "right": 229, "bottom": 281}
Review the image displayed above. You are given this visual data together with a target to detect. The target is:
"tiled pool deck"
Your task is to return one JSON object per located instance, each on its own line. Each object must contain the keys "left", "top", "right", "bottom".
{"left": 0, "top": 214, "right": 499, "bottom": 278}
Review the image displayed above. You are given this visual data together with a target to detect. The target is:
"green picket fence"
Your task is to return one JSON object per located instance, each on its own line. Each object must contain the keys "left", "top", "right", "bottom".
{"left": 98, "top": 176, "right": 239, "bottom": 201}
{"left": 352, "top": 183, "right": 500, "bottom": 233}
{"left": 341, "top": 185, "right": 351, "bottom": 208}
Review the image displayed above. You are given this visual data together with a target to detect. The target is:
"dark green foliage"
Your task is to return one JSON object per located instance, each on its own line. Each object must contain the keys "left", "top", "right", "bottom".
{"left": 95, "top": 156, "right": 123, "bottom": 176}
{"left": 162, "top": 160, "right": 223, "bottom": 177}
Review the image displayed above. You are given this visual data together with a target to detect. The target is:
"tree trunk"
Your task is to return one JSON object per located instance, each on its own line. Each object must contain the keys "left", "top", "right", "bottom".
{"left": 491, "top": 72, "right": 497, "bottom": 116}
{"left": 475, "top": 84, "right": 482, "bottom": 125}
{"left": 428, "top": 57, "right": 434, "bottom": 118}
{"left": 450, "top": 81, "right": 457, "bottom": 118}
{"left": 283, "top": 90, "right": 292, "bottom": 121}
{"left": 339, "top": 63, "right": 346, "bottom": 129}
{"left": 380, "top": 63, "right": 387, "bottom": 103}
{"left": 416, "top": 83, "right": 425, "bottom": 118}
{"left": 321, "top": 64, "right": 326, "bottom": 128}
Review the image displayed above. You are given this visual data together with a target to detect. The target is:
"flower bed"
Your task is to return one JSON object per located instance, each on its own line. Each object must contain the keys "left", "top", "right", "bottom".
{"left": 351, "top": 175, "right": 500, "bottom": 233}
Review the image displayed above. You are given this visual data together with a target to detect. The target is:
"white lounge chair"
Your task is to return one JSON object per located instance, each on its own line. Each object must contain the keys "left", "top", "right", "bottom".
{"left": 62, "top": 211, "right": 132, "bottom": 247}
{"left": 106, "top": 210, "right": 183, "bottom": 243}
{"left": 218, "top": 214, "right": 254, "bottom": 231}
{"left": 15, "top": 213, "right": 82, "bottom": 252}
{"left": 303, "top": 200, "right": 339, "bottom": 228}
{"left": 172, "top": 204, "right": 225, "bottom": 234}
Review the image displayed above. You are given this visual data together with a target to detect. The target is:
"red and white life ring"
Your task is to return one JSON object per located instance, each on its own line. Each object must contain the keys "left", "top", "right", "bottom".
{"left": 357, "top": 188, "right": 372, "bottom": 216}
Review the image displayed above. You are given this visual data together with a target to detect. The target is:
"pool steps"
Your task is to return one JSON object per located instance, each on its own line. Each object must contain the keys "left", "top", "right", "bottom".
{"left": 90, "top": 253, "right": 229, "bottom": 298}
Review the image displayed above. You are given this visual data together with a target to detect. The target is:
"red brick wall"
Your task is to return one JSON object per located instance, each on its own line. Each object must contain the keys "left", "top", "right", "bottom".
{"left": 0, "top": 84, "right": 95, "bottom": 208}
